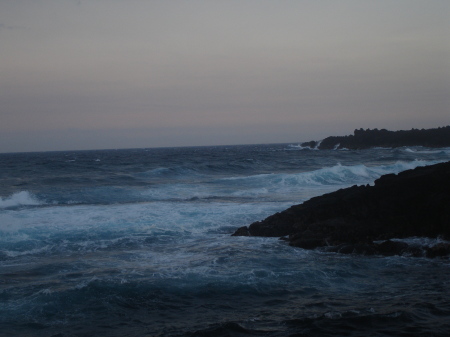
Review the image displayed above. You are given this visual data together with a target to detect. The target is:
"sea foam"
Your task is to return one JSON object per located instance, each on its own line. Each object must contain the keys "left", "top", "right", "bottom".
{"left": 0, "top": 191, "right": 43, "bottom": 209}
{"left": 221, "top": 160, "right": 437, "bottom": 188}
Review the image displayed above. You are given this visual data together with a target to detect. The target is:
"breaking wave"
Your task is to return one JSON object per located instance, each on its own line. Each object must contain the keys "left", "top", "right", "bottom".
{"left": 221, "top": 160, "right": 438, "bottom": 188}
{"left": 0, "top": 191, "right": 44, "bottom": 209}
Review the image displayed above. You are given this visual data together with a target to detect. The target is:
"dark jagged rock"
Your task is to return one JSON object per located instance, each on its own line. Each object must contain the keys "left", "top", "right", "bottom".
{"left": 302, "top": 126, "right": 450, "bottom": 150}
{"left": 232, "top": 161, "right": 450, "bottom": 257}
{"left": 426, "top": 243, "right": 450, "bottom": 258}
{"left": 324, "top": 240, "right": 425, "bottom": 257}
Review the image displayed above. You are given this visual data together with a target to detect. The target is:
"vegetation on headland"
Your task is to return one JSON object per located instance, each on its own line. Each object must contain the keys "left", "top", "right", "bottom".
{"left": 301, "top": 126, "right": 450, "bottom": 150}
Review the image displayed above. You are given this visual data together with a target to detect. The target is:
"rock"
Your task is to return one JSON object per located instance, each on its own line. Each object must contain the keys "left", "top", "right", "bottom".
{"left": 300, "top": 140, "right": 319, "bottom": 148}
{"left": 333, "top": 243, "right": 378, "bottom": 255}
{"left": 426, "top": 243, "right": 450, "bottom": 258}
{"left": 232, "top": 161, "right": 450, "bottom": 257}
{"left": 301, "top": 126, "right": 450, "bottom": 150}
{"left": 375, "top": 240, "right": 409, "bottom": 256}
{"left": 231, "top": 226, "right": 250, "bottom": 236}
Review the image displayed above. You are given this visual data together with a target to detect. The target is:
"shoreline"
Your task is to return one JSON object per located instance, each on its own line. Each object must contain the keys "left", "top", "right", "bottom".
{"left": 233, "top": 161, "right": 450, "bottom": 257}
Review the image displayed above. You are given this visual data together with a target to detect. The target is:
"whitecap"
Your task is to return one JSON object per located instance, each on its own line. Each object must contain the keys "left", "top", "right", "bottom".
{"left": 287, "top": 144, "right": 312, "bottom": 150}
{"left": 0, "top": 191, "right": 44, "bottom": 209}
{"left": 389, "top": 236, "right": 450, "bottom": 247}
{"left": 287, "top": 141, "right": 322, "bottom": 151}
{"left": 217, "top": 160, "right": 443, "bottom": 199}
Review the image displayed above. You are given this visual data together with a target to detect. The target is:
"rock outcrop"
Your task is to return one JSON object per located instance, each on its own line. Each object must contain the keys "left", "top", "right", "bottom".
{"left": 302, "top": 126, "right": 450, "bottom": 150}
{"left": 232, "top": 161, "right": 450, "bottom": 257}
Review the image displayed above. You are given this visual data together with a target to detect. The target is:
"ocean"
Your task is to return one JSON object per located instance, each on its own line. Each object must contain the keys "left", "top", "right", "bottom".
{"left": 1, "top": 144, "right": 450, "bottom": 336}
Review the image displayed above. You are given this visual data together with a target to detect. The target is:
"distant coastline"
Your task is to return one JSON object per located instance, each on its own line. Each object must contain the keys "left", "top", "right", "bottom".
{"left": 301, "top": 126, "right": 450, "bottom": 150}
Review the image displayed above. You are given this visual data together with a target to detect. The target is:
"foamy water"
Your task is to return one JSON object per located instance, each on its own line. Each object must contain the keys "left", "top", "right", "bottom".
{"left": 1, "top": 144, "right": 449, "bottom": 336}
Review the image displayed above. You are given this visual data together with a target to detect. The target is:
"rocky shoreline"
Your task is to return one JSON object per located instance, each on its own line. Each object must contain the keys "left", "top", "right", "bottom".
{"left": 233, "top": 161, "right": 450, "bottom": 257}
{"left": 301, "top": 126, "right": 450, "bottom": 150}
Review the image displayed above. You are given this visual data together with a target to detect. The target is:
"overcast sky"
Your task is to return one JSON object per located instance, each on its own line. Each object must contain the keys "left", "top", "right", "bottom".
{"left": 1, "top": 0, "right": 449, "bottom": 152}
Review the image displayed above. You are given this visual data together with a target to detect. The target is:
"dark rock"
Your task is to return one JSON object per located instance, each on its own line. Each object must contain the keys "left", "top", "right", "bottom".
{"left": 375, "top": 240, "right": 409, "bottom": 256}
{"left": 324, "top": 240, "right": 428, "bottom": 257}
{"left": 426, "top": 243, "right": 450, "bottom": 258}
{"left": 232, "top": 161, "right": 450, "bottom": 257}
{"left": 300, "top": 140, "right": 319, "bottom": 149}
{"left": 301, "top": 126, "right": 450, "bottom": 150}
{"left": 333, "top": 243, "right": 378, "bottom": 255}
{"left": 231, "top": 226, "right": 250, "bottom": 236}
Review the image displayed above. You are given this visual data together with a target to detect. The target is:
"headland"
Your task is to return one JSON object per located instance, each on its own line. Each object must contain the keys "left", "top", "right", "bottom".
{"left": 233, "top": 161, "right": 450, "bottom": 257}
{"left": 301, "top": 126, "right": 450, "bottom": 150}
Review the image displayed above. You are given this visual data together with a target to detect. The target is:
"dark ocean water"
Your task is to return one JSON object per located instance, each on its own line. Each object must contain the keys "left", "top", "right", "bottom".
{"left": 1, "top": 144, "right": 450, "bottom": 336}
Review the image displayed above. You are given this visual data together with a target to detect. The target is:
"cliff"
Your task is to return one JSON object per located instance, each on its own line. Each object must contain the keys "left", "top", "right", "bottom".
{"left": 232, "top": 161, "right": 450, "bottom": 257}
{"left": 301, "top": 126, "right": 450, "bottom": 150}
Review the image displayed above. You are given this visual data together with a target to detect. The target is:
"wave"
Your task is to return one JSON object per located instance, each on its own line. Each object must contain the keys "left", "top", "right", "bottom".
{"left": 1, "top": 160, "right": 443, "bottom": 208}
{"left": 221, "top": 160, "right": 438, "bottom": 188}
{"left": 139, "top": 166, "right": 195, "bottom": 176}
{"left": 403, "top": 147, "right": 450, "bottom": 154}
{"left": 52, "top": 160, "right": 450, "bottom": 205}
{"left": 287, "top": 144, "right": 315, "bottom": 150}
{"left": 0, "top": 191, "right": 44, "bottom": 209}
{"left": 388, "top": 236, "right": 450, "bottom": 247}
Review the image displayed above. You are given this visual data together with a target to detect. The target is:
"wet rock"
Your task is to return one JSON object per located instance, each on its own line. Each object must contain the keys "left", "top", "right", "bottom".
{"left": 232, "top": 161, "right": 450, "bottom": 257}
{"left": 333, "top": 243, "right": 378, "bottom": 255}
{"left": 375, "top": 240, "right": 409, "bottom": 256}
{"left": 426, "top": 243, "right": 450, "bottom": 258}
{"left": 231, "top": 226, "right": 250, "bottom": 236}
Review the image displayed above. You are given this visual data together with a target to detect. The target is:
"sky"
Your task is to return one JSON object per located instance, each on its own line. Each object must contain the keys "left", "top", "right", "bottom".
{"left": 1, "top": 0, "right": 449, "bottom": 153}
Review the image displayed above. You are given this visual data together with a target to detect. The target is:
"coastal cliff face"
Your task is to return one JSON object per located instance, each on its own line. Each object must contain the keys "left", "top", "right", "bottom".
{"left": 233, "top": 161, "right": 450, "bottom": 257}
{"left": 302, "top": 126, "right": 450, "bottom": 150}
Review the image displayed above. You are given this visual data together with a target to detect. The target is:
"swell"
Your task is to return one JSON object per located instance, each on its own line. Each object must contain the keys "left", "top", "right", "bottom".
{"left": 2, "top": 264, "right": 449, "bottom": 337}
{"left": 0, "top": 159, "right": 442, "bottom": 209}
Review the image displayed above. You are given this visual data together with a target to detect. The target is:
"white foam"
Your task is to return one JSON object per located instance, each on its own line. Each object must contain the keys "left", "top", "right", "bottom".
{"left": 390, "top": 236, "right": 450, "bottom": 247}
{"left": 287, "top": 141, "right": 322, "bottom": 151}
{"left": 314, "top": 139, "right": 323, "bottom": 150}
{"left": 402, "top": 146, "right": 450, "bottom": 155}
{"left": 0, "top": 199, "right": 289, "bottom": 241}
{"left": 215, "top": 160, "right": 444, "bottom": 202}
{"left": 0, "top": 191, "right": 43, "bottom": 209}
{"left": 287, "top": 144, "right": 314, "bottom": 150}
{"left": 222, "top": 163, "right": 387, "bottom": 187}
{"left": 22, "top": 159, "right": 438, "bottom": 208}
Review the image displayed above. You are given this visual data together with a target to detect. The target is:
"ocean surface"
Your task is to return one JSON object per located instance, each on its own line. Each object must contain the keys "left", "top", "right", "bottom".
{"left": 1, "top": 144, "right": 450, "bottom": 336}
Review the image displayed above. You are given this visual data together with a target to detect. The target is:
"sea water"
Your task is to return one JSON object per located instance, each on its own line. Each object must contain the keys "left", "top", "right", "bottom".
{"left": 1, "top": 144, "right": 449, "bottom": 336}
